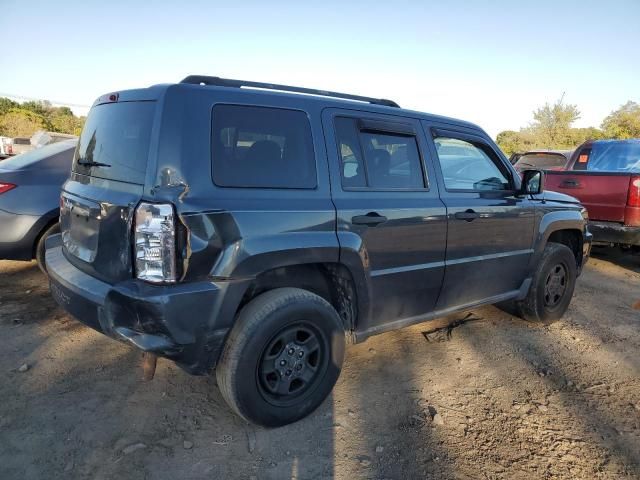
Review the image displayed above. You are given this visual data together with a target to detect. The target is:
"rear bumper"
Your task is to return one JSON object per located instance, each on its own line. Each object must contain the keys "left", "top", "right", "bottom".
{"left": 588, "top": 220, "right": 640, "bottom": 247}
{"left": 0, "top": 209, "right": 41, "bottom": 260}
{"left": 581, "top": 228, "right": 593, "bottom": 272}
{"left": 45, "top": 235, "right": 235, "bottom": 374}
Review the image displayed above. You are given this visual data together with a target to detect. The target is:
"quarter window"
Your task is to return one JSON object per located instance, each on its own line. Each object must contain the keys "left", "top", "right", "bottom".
{"left": 334, "top": 117, "right": 425, "bottom": 189}
{"left": 212, "top": 105, "right": 316, "bottom": 188}
{"left": 434, "top": 137, "right": 510, "bottom": 191}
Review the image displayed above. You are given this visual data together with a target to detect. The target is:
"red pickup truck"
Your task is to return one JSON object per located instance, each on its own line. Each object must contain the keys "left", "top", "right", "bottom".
{"left": 545, "top": 139, "right": 640, "bottom": 250}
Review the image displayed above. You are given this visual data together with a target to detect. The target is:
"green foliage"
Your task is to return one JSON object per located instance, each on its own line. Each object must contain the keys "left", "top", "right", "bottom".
{"left": 0, "top": 97, "right": 19, "bottom": 116}
{"left": 0, "top": 97, "right": 85, "bottom": 138}
{"left": 0, "top": 108, "right": 47, "bottom": 137}
{"left": 530, "top": 96, "right": 580, "bottom": 148}
{"left": 496, "top": 129, "right": 536, "bottom": 157}
{"left": 497, "top": 97, "right": 638, "bottom": 156}
{"left": 601, "top": 101, "right": 640, "bottom": 139}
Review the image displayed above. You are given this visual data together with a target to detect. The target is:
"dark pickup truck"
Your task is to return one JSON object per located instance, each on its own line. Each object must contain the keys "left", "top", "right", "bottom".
{"left": 545, "top": 139, "right": 640, "bottom": 250}
{"left": 46, "top": 76, "right": 592, "bottom": 427}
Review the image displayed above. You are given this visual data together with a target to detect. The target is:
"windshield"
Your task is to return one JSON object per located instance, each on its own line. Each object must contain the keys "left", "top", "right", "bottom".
{"left": 515, "top": 153, "right": 568, "bottom": 171}
{"left": 72, "top": 101, "right": 155, "bottom": 184}
{"left": 0, "top": 140, "right": 76, "bottom": 171}
{"left": 585, "top": 141, "right": 640, "bottom": 172}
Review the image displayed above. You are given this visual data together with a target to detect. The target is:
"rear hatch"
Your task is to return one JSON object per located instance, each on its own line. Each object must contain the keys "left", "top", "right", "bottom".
{"left": 544, "top": 141, "right": 640, "bottom": 223}
{"left": 514, "top": 152, "right": 570, "bottom": 172}
{"left": 60, "top": 99, "right": 156, "bottom": 283}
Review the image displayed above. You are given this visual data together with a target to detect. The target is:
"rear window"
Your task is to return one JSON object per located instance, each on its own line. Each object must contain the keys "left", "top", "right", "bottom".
{"left": 13, "top": 138, "right": 30, "bottom": 145}
{"left": 73, "top": 101, "right": 155, "bottom": 184}
{"left": 211, "top": 105, "right": 316, "bottom": 189}
{"left": 0, "top": 140, "right": 76, "bottom": 171}
{"left": 579, "top": 141, "right": 640, "bottom": 172}
{"left": 515, "top": 153, "right": 568, "bottom": 171}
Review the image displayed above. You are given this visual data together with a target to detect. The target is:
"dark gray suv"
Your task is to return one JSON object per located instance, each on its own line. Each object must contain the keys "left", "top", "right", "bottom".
{"left": 46, "top": 76, "right": 592, "bottom": 427}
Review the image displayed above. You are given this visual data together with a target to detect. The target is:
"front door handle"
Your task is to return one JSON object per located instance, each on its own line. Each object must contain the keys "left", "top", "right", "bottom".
{"left": 454, "top": 209, "right": 479, "bottom": 222}
{"left": 560, "top": 179, "right": 581, "bottom": 188}
{"left": 352, "top": 212, "right": 388, "bottom": 226}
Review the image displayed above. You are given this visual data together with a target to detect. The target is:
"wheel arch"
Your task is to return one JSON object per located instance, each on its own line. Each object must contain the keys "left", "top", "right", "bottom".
{"left": 532, "top": 209, "right": 586, "bottom": 273}
{"left": 232, "top": 262, "right": 362, "bottom": 336}
{"left": 30, "top": 208, "right": 60, "bottom": 259}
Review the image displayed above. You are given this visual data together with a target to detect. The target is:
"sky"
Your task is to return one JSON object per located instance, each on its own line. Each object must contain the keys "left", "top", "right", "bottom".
{"left": 2, "top": 0, "right": 639, "bottom": 138}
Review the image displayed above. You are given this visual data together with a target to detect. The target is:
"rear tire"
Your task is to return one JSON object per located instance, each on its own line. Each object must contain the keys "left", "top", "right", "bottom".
{"left": 35, "top": 222, "right": 60, "bottom": 275}
{"left": 516, "top": 242, "right": 577, "bottom": 323}
{"left": 216, "top": 288, "right": 345, "bottom": 428}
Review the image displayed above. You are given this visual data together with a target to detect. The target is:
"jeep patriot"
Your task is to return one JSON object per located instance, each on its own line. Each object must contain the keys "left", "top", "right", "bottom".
{"left": 46, "top": 76, "right": 592, "bottom": 427}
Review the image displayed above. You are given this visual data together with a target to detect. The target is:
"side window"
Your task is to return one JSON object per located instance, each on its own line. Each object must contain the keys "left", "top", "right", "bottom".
{"left": 211, "top": 105, "right": 316, "bottom": 188}
{"left": 572, "top": 148, "right": 591, "bottom": 171}
{"left": 334, "top": 117, "right": 425, "bottom": 189}
{"left": 434, "top": 137, "right": 511, "bottom": 191}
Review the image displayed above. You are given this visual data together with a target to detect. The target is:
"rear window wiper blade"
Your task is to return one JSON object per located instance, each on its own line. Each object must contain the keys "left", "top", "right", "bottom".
{"left": 77, "top": 159, "right": 111, "bottom": 167}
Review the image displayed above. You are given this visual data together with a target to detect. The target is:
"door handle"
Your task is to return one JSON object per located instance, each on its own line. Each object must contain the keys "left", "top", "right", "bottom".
{"left": 454, "top": 209, "right": 479, "bottom": 222}
{"left": 560, "top": 179, "right": 581, "bottom": 188}
{"left": 352, "top": 212, "right": 388, "bottom": 226}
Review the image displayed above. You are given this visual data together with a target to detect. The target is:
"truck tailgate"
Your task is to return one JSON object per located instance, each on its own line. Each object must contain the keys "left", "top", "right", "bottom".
{"left": 544, "top": 171, "right": 632, "bottom": 223}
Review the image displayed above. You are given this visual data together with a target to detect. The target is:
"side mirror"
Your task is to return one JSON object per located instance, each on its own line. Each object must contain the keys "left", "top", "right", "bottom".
{"left": 521, "top": 169, "right": 544, "bottom": 195}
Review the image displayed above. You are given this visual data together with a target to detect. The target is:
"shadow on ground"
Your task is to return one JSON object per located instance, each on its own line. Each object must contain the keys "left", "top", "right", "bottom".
{"left": 0, "top": 252, "right": 638, "bottom": 479}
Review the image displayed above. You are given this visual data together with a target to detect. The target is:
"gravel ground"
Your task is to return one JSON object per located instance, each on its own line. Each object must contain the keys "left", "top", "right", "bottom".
{"left": 0, "top": 249, "right": 639, "bottom": 479}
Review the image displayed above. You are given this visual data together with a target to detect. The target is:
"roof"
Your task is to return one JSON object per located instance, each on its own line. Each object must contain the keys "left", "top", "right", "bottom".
{"left": 94, "top": 76, "right": 484, "bottom": 134}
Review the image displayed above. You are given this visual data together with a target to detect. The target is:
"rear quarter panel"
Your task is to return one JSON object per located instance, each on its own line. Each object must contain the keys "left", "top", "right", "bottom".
{"left": 155, "top": 86, "right": 341, "bottom": 284}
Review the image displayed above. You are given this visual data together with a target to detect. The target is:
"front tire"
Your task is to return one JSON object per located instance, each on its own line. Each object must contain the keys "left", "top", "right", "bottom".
{"left": 517, "top": 242, "right": 577, "bottom": 323}
{"left": 216, "top": 288, "right": 345, "bottom": 428}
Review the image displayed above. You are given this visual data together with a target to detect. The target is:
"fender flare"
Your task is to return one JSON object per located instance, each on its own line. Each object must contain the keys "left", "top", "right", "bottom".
{"left": 529, "top": 209, "right": 586, "bottom": 274}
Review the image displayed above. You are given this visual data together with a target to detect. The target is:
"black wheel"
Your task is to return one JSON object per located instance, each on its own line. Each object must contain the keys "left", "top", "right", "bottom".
{"left": 35, "top": 222, "right": 60, "bottom": 275}
{"left": 517, "top": 242, "right": 577, "bottom": 323}
{"left": 216, "top": 288, "right": 345, "bottom": 427}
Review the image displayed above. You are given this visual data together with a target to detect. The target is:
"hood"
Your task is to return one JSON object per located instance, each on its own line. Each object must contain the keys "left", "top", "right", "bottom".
{"left": 534, "top": 190, "right": 581, "bottom": 205}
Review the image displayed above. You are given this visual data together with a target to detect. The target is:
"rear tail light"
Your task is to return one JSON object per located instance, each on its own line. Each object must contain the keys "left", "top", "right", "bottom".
{"left": 0, "top": 183, "right": 16, "bottom": 194}
{"left": 6, "top": 145, "right": 12, "bottom": 154}
{"left": 134, "top": 202, "right": 177, "bottom": 283}
{"left": 628, "top": 176, "right": 640, "bottom": 207}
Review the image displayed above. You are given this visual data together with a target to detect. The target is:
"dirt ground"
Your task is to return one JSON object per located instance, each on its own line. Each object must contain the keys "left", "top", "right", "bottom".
{"left": 0, "top": 249, "right": 639, "bottom": 480}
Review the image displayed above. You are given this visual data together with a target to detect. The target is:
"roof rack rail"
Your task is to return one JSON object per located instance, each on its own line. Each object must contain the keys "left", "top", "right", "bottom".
{"left": 180, "top": 75, "right": 400, "bottom": 108}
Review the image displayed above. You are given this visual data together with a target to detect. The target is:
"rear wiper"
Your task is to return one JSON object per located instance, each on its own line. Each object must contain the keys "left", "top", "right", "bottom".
{"left": 77, "top": 159, "right": 111, "bottom": 167}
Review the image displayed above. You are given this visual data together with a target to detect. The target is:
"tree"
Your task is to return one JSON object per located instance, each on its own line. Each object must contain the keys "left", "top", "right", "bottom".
{"left": 0, "top": 97, "right": 19, "bottom": 116}
{"left": 21, "top": 100, "right": 53, "bottom": 117}
{"left": 530, "top": 94, "right": 581, "bottom": 148}
{"left": 567, "top": 127, "right": 605, "bottom": 145}
{"left": 601, "top": 101, "right": 640, "bottom": 139}
{"left": 0, "top": 108, "right": 47, "bottom": 137}
{"left": 496, "top": 129, "right": 537, "bottom": 156}
{"left": 0, "top": 97, "right": 85, "bottom": 137}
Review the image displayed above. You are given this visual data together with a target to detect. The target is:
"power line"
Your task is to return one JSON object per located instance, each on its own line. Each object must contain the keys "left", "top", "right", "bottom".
{"left": 0, "top": 92, "right": 91, "bottom": 109}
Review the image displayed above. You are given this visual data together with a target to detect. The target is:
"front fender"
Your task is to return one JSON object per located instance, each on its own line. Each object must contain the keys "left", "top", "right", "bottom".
{"left": 529, "top": 208, "right": 587, "bottom": 273}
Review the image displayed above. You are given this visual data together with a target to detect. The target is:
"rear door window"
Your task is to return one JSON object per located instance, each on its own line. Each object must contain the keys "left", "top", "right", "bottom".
{"left": 211, "top": 105, "right": 316, "bottom": 189}
{"left": 334, "top": 117, "right": 426, "bottom": 189}
{"left": 73, "top": 101, "right": 155, "bottom": 184}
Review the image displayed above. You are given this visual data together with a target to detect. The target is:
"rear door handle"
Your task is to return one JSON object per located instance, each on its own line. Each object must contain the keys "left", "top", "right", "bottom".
{"left": 454, "top": 209, "right": 479, "bottom": 222}
{"left": 560, "top": 179, "right": 581, "bottom": 188}
{"left": 352, "top": 212, "right": 388, "bottom": 226}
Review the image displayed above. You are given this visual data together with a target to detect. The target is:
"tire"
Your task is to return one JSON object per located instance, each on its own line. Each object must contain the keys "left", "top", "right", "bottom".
{"left": 216, "top": 288, "right": 345, "bottom": 428}
{"left": 35, "top": 222, "right": 60, "bottom": 275}
{"left": 516, "top": 242, "right": 577, "bottom": 323}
